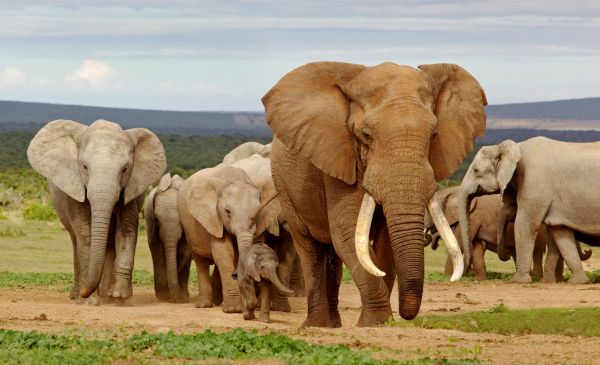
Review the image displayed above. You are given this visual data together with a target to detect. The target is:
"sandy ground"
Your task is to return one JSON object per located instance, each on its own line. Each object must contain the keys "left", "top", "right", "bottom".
{"left": 2, "top": 280, "right": 600, "bottom": 364}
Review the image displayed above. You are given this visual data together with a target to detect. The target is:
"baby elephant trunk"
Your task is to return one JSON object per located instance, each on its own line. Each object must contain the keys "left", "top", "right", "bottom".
{"left": 265, "top": 271, "right": 294, "bottom": 296}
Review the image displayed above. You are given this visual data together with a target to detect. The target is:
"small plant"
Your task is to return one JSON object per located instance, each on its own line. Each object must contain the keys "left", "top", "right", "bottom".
{"left": 22, "top": 201, "right": 57, "bottom": 221}
{"left": 0, "top": 226, "right": 25, "bottom": 237}
{"left": 488, "top": 303, "right": 508, "bottom": 313}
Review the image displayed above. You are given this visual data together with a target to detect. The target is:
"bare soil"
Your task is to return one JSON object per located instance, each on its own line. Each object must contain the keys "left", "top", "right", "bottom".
{"left": 2, "top": 281, "right": 600, "bottom": 364}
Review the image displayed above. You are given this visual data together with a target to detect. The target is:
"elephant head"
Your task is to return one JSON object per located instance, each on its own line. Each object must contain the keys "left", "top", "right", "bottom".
{"left": 263, "top": 62, "right": 486, "bottom": 319}
{"left": 146, "top": 173, "right": 185, "bottom": 300}
{"left": 27, "top": 119, "right": 166, "bottom": 298}
{"left": 241, "top": 244, "right": 294, "bottom": 295}
{"left": 186, "top": 166, "right": 279, "bottom": 253}
{"left": 458, "top": 140, "right": 521, "bottom": 267}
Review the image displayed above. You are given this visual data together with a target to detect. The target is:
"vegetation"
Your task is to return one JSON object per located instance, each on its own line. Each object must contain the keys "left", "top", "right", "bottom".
{"left": 388, "top": 305, "right": 600, "bottom": 337}
{"left": 0, "top": 327, "right": 482, "bottom": 365}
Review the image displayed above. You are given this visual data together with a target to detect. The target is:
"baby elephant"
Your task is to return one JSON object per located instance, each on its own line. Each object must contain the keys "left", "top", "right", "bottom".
{"left": 236, "top": 243, "right": 294, "bottom": 322}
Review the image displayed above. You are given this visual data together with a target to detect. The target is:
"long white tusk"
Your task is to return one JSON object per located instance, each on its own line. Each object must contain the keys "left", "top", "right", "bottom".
{"left": 355, "top": 193, "right": 386, "bottom": 277}
{"left": 427, "top": 198, "right": 464, "bottom": 282}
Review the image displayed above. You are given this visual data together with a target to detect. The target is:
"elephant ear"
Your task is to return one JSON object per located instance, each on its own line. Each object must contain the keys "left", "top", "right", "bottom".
{"left": 419, "top": 64, "right": 488, "bottom": 181}
{"left": 254, "top": 176, "right": 280, "bottom": 237}
{"left": 262, "top": 62, "right": 366, "bottom": 185}
{"left": 27, "top": 119, "right": 87, "bottom": 202}
{"left": 496, "top": 140, "right": 521, "bottom": 194}
{"left": 438, "top": 187, "right": 461, "bottom": 226}
{"left": 170, "top": 175, "right": 184, "bottom": 190}
{"left": 248, "top": 253, "right": 262, "bottom": 282}
{"left": 187, "top": 177, "right": 227, "bottom": 238}
{"left": 124, "top": 128, "right": 167, "bottom": 204}
{"left": 156, "top": 173, "right": 172, "bottom": 193}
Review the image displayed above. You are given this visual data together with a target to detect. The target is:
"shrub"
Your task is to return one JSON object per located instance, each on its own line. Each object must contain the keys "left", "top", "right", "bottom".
{"left": 22, "top": 202, "right": 57, "bottom": 221}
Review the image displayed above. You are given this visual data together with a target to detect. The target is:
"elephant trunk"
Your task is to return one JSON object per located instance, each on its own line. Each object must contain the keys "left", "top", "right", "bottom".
{"left": 80, "top": 188, "right": 118, "bottom": 298}
{"left": 163, "top": 232, "right": 181, "bottom": 300}
{"left": 458, "top": 183, "right": 477, "bottom": 270}
{"left": 265, "top": 271, "right": 295, "bottom": 296}
{"left": 236, "top": 231, "right": 255, "bottom": 254}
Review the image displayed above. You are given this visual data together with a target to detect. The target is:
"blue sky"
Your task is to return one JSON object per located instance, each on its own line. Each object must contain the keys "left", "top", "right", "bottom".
{"left": 0, "top": 0, "right": 599, "bottom": 111}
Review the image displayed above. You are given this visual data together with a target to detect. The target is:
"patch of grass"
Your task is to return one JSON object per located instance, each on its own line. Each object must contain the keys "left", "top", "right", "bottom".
{"left": 563, "top": 269, "right": 600, "bottom": 283}
{"left": 0, "top": 328, "right": 481, "bottom": 365}
{"left": 0, "top": 271, "right": 73, "bottom": 288}
{"left": 22, "top": 201, "right": 57, "bottom": 221}
{"left": 343, "top": 264, "right": 353, "bottom": 283}
{"left": 387, "top": 306, "right": 600, "bottom": 337}
{"left": 0, "top": 226, "right": 25, "bottom": 237}
{"left": 425, "top": 271, "right": 513, "bottom": 283}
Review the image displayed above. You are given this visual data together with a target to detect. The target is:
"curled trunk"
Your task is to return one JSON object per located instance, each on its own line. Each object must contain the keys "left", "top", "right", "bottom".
{"left": 266, "top": 271, "right": 294, "bottom": 295}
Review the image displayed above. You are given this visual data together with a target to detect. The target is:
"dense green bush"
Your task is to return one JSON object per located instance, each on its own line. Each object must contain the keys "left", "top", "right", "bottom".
{"left": 22, "top": 201, "right": 57, "bottom": 221}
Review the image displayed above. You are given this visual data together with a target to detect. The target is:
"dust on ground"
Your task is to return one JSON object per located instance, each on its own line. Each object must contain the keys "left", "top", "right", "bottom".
{"left": 2, "top": 281, "right": 600, "bottom": 364}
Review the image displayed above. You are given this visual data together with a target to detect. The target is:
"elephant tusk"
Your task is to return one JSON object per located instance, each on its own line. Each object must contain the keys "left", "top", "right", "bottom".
{"left": 427, "top": 198, "right": 464, "bottom": 282}
{"left": 355, "top": 193, "right": 386, "bottom": 277}
{"left": 250, "top": 192, "right": 279, "bottom": 221}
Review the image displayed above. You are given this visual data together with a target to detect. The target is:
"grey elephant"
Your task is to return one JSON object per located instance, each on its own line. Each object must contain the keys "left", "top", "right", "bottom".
{"left": 263, "top": 62, "right": 486, "bottom": 327}
{"left": 236, "top": 243, "right": 294, "bottom": 322}
{"left": 222, "top": 141, "right": 272, "bottom": 166}
{"left": 426, "top": 187, "right": 591, "bottom": 280}
{"left": 145, "top": 173, "right": 192, "bottom": 303}
{"left": 459, "top": 137, "right": 600, "bottom": 284}
{"left": 27, "top": 119, "right": 166, "bottom": 302}
{"left": 178, "top": 165, "right": 279, "bottom": 312}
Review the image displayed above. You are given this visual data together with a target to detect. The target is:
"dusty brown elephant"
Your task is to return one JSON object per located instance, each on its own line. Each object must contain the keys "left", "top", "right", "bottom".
{"left": 426, "top": 187, "right": 591, "bottom": 280}
{"left": 178, "top": 165, "right": 279, "bottom": 313}
{"left": 263, "top": 62, "right": 487, "bottom": 326}
{"left": 27, "top": 119, "right": 166, "bottom": 303}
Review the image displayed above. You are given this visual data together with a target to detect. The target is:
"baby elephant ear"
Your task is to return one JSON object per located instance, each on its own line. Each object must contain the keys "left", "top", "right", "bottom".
{"left": 156, "top": 173, "right": 172, "bottom": 193}
{"left": 419, "top": 63, "right": 488, "bottom": 181}
{"left": 124, "top": 128, "right": 167, "bottom": 204}
{"left": 248, "top": 253, "right": 262, "bottom": 282}
{"left": 27, "top": 119, "right": 87, "bottom": 202}
{"left": 262, "top": 61, "right": 366, "bottom": 185}
{"left": 496, "top": 140, "right": 521, "bottom": 194}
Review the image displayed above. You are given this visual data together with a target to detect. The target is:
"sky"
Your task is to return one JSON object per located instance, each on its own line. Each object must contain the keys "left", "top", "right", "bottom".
{"left": 0, "top": 0, "right": 599, "bottom": 111}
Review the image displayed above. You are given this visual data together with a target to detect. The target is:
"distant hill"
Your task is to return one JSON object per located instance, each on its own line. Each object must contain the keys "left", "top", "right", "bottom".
{"left": 1, "top": 97, "right": 599, "bottom": 135}
{"left": 0, "top": 100, "right": 270, "bottom": 136}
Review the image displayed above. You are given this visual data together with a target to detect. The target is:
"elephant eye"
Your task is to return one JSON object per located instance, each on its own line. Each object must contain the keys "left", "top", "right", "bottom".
{"left": 122, "top": 165, "right": 128, "bottom": 174}
{"left": 361, "top": 128, "right": 373, "bottom": 143}
{"left": 225, "top": 208, "right": 232, "bottom": 217}
{"left": 82, "top": 163, "right": 88, "bottom": 171}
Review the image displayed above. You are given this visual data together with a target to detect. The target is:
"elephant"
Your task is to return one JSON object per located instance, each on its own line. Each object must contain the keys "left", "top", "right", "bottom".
{"left": 458, "top": 137, "right": 600, "bottom": 284}
{"left": 229, "top": 153, "right": 304, "bottom": 311}
{"left": 426, "top": 187, "right": 592, "bottom": 281}
{"left": 262, "top": 61, "right": 487, "bottom": 326}
{"left": 222, "top": 141, "right": 272, "bottom": 166}
{"left": 27, "top": 119, "right": 166, "bottom": 302}
{"left": 178, "top": 165, "right": 280, "bottom": 312}
{"left": 145, "top": 173, "right": 192, "bottom": 303}
{"left": 236, "top": 243, "right": 294, "bottom": 323}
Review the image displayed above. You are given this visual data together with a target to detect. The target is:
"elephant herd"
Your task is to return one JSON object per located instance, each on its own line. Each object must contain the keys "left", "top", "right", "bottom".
{"left": 23, "top": 61, "right": 599, "bottom": 328}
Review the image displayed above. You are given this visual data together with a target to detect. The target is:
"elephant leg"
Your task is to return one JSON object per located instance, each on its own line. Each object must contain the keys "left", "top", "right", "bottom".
{"left": 148, "top": 229, "right": 169, "bottom": 301}
{"left": 471, "top": 240, "right": 487, "bottom": 280}
{"left": 549, "top": 227, "right": 589, "bottom": 284}
{"left": 211, "top": 266, "right": 223, "bottom": 306}
{"left": 193, "top": 254, "right": 213, "bottom": 308}
{"left": 328, "top": 196, "right": 392, "bottom": 327}
{"left": 555, "top": 256, "right": 565, "bottom": 282}
{"left": 531, "top": 236, "right": 545, "bottom": 280}
{"left": 99, "top": 240, "right": 116, "bottom": 299}
{"left": 259, "top": 283, "right": 272, "bottom": 323}
{"left": 177, "top": 239, "right": 192, "bottom": 302}
{"left": 289, "top": 254, "right": 305, "bottom": 297}
{"left": 541, "top": 231, "right": 561, "bottom": 283}
{"left": 211, "top": 235, "right": 242, "bottom": 313}
{"left": 511, "top": 209, "right": 542, "bottom": 283}
{"left": 68, "top": 230, "right": 80, "bottom": 300}
{"left": 240, "top": 278, "right": 256, "bottom": 320}
{"left": 111, "top": 199, "right": 140, "bottom": 300}
{"left": 268, "top": 231, "right": 293, "bottom": 312}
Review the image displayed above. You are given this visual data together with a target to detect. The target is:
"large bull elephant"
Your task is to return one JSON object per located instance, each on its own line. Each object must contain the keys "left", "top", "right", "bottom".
{"left": 27, "top": 119, "right": 166, "bottom": 302}
{"left": 262, "top": 62, "right": 487, "bottom": 327}
{"left": 458, "top": 137, "right": 600, "bottom": 284}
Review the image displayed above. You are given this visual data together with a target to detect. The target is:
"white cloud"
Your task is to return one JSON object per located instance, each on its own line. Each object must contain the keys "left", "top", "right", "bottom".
{"left": 66, "top": 60, "right": 118, "bottom": 89}
{"left": 0, "top": 67, "right": 28, "bottom": 87}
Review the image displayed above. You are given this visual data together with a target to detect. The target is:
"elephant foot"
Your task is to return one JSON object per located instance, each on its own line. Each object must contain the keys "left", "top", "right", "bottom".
{"left": 301, "top": 309, "right": 341, "bottom": 328}
{"left": 260, "top": 311, "right": 271, "bottom": 323}
{"left": 109, "top": 280, "right": 132, "bottom": 300}
{"left": 155, "top": 290, "right": 171, "bottom": 302}
{"left": 222, "top": 298, "right": 243, "bottom": 313}
{"left": 356, "top": 307, "right": 392, "bottom": 327}
{"left": 540, "top": 274, "right": 557, "bottom": 283}
{"left": 243, "top": 310, "right": 255, "bottom": 320}
{"left": 510, "top": 273, "right": 532, "bottom": 283}
{"left": 195, "top": 298, "right": 213, "bottom": 308}
{"left": 76, "top": 295, "right": 100, "bottom": 306}
{"left": 169, "top": 296, "right": 189, "bottom": 304}
{"left": 474, "top": 273, "right": 487, "bottom": 281}
{"left": 70, "top": 285, "right": 80, "bottom": 300}
{"left": 568, "top": 272, "right": 590, "bottom": 284}
{"left": 270, "top": 297, "right": 291, "bottom": 312}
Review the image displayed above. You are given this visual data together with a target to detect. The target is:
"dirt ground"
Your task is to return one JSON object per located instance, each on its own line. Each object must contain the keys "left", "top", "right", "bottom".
{"left": 2, "top": 280, "right": 600, "bottom": 364}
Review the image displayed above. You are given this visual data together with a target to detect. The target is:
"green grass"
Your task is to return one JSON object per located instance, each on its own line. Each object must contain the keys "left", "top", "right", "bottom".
{"left": 388, "top": 305, "right": 600, "bottom": 337}
{"left": 0, "top": 328, "right": 482, "bottom": 365}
